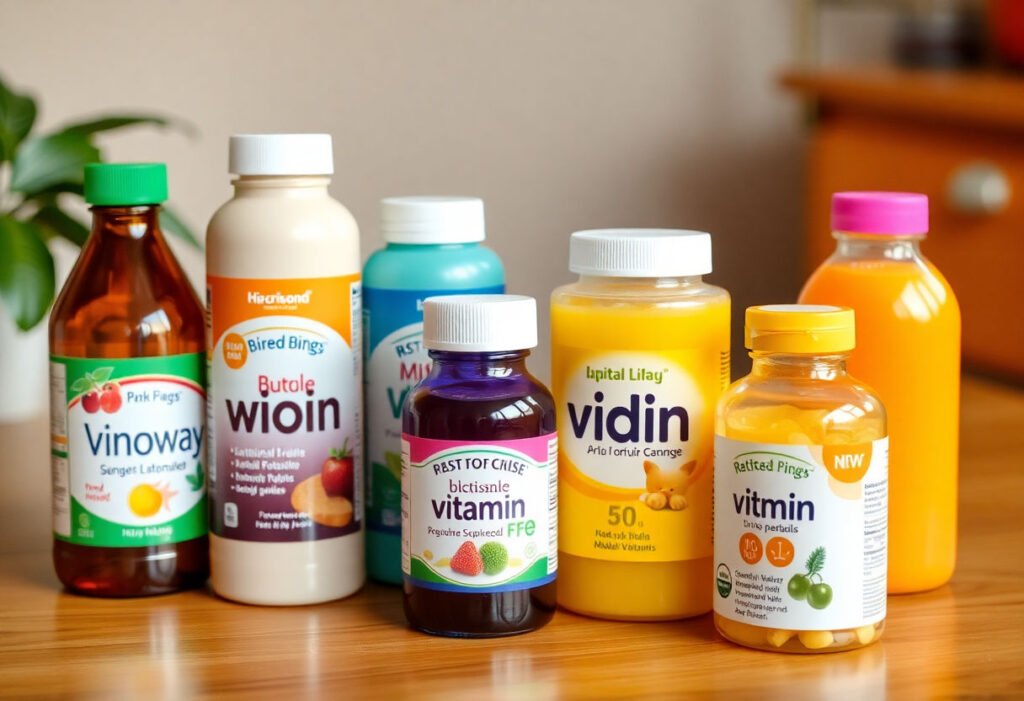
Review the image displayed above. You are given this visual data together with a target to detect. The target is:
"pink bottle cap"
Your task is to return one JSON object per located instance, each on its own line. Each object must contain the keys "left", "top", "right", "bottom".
{"left": 831, "top": 192, "right": 929, "bottom": 235}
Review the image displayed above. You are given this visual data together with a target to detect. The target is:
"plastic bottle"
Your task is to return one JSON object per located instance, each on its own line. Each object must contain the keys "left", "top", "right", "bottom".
{"left": 363, "top": 196, "right": 504, "bottom": 584}
{"left": 49, "top": 163, "right": 208, "bottom": 596}
{"left": 799, "top": 192, "right": 960, "bottom": 593}
{"left": 714, "top": 304, "right": 888, "bottom": 653}
{"left": 551, "top": 229, "right": 730, "bottom": 620}
{"left": 206, "top": 134, "right": 364, "bottom": 605}
{"left": 402, "top": 295, "right": 556, "bottom": 636}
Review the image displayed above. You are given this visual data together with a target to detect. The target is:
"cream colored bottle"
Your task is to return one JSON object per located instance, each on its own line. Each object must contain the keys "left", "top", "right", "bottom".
{"left": 206, "top": 134, "right": 364, "bottom": 605}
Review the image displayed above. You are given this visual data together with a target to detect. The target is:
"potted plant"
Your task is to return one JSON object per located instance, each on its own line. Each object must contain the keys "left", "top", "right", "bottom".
{"left": 0, "top": 74, "right": 197, "bottom": 422}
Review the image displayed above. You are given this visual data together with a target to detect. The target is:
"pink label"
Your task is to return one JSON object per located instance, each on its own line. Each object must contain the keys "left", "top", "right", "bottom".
{"left": 405, "top": 434, "right": 554, "bottom": 465}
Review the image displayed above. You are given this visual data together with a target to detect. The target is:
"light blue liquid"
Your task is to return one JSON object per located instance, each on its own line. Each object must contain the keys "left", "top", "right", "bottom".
{"left": 363, "top": 242, "right": 504, "bottom": 584}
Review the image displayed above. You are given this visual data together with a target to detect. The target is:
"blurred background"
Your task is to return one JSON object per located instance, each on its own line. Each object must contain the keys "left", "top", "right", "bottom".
{"left": 1, "top": 0, "right": 1020, "bottom": 549}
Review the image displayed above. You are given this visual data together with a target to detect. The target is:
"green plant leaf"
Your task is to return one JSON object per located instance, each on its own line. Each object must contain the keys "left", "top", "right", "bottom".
{"left": 0, "top": 215, "right": 55, "bottom": 330}
{"left": 805, "top": 546, "right": 826, "bottom": 577}
{"left": 10, "top": 132, "right": 99, "bottom": 196}
{"left": 159, "top": 206, "right": 200, "bottom": 248}
{"left": 91, "top": 367, "right": 113, "bottom": 384}
{"left": 187, "top": 462, "right": 205, "bottom": 491}
{"left": 59, "top": 114, "right": 195, "bottom": 138}
{"left": 0, "top": 75, "right": 37, "bottom": 163}
{"left": 26, "top": 182, "right": 85, "bottom": 198}
{"left": 31, "top": 203, "right": 89, "bottom": 246}
{"left": 70, "top": 378, "right": 91, "bottom": 393}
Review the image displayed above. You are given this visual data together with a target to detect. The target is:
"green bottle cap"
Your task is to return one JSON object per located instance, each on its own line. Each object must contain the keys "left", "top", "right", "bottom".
{"left": 83, "top": 163, "right": 168, "bottom": 206}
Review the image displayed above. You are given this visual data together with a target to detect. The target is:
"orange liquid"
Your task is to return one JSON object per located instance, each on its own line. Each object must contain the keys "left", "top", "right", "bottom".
{"left": 800, "top": 252, "right": 960, "bottom": 593}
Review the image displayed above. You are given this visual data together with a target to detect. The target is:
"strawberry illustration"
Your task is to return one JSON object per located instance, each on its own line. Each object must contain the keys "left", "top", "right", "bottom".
{"left": 450, "top": 540, "right": 483, "bottom": 576}
{"left": 321, "top": 437, "right": 354, "bottom": 499}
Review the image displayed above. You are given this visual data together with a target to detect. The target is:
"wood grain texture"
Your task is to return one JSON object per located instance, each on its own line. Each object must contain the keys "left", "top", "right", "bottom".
{"left": 0, "top": 376, "right": 1022, "bottom": 700}
{"left": 781, "top": 68, "right": 1024, "bottom": 133}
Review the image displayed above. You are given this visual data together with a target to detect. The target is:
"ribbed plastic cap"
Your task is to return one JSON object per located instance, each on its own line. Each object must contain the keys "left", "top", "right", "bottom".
{"left": 569, "top": 229, "right": 713, "bottom": 277}
{"left": 228, "top": 134, "right": 334, "bottom": 175}
{"left": 831, "top": 191, "right": 929, "bottom": 235}
{"left": 84, "top": 163, "right": 168, "bottom": 205}
{"left": 423, "top": 295, "right": 537, "bottom": 352}
{"left": 745, "top": 304, "right": 856, "bottom": 354}
{"left": 380, "top": 196, "right": 485, "bottom": 244}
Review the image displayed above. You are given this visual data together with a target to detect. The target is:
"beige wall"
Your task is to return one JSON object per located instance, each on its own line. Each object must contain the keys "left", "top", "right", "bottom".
{"left": 1, "top": 0, "right": 805, "bottom": 380}
{"left": 0, "top": 0, "right": 808, "bottom": 553}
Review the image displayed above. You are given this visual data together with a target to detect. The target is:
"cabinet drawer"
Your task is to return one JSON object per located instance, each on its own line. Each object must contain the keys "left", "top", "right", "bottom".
{"left": 805, "top": 113, "right": 1024, "bottom": 381}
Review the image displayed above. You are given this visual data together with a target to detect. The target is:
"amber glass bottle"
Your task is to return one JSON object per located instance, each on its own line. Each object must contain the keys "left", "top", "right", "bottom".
{"left": 49, "top": 163, "right": 208, "bottom": 596}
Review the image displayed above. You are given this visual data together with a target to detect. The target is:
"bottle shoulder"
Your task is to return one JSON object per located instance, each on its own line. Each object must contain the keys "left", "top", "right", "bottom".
{"left": 206, "top": 193, "right": 359, "bottom": 278}
{"left": 405, "top": 370, "right": 555, "bottom": 441}
{"left": 50, "top": 234, "right": 205, "bottom": 356}
{"left": 363, "top": 244, "right": 505, "bottom": 290}
{"left": 551, "top": 278, "right": 730, "bottom": 308}
{"left": 718, "top": 374, "right": 887, "bottom": 443}
{"left": 801, "top": 248, "right": 961, "bottom": 332}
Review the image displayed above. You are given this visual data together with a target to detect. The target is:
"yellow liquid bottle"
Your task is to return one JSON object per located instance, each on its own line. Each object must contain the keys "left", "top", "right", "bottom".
{"left": 552, "top": 229, "right": 730, "bottom": 620}
{"left": 714, "top": 305, "right": 887, "bottom": 653}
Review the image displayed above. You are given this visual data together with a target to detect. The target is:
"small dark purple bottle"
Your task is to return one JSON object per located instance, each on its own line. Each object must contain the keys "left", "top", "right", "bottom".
{"left": 401, "top": 295, "right": 557, "bottom": 637}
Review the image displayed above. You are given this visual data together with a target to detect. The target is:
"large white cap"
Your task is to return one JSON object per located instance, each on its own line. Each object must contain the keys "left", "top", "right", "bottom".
{"left": 423, "top": 295, "right": 537, "bottom": 352}
{"left": 229, "top": 134, "right": 334, "bottom": 176}
{"left": 569, "top": 228, "right": 713, "bottom": 277}
{"left": 380, "top": 196, "right": 485, "bottom": 244}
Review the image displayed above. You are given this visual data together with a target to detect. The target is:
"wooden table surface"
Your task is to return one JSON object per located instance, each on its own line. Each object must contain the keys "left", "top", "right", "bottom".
{"left": 1, "top": 376, "right": 1022, "bottom": 700}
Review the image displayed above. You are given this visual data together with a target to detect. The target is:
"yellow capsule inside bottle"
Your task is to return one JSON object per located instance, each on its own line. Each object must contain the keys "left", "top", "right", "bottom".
{"left": 713, "top": 305, "right": 887, "bottom": 653}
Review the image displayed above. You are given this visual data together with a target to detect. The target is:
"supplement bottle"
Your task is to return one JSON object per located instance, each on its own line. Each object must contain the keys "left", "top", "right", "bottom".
{"left": 206, "top": 134, "right": 363, "bottom": 605}
{"left": 799, "top": 192, "right": 960, "bottom": 593}
{"left": 50, "top": 163, "right": 208, "bottom": 596}
{"left": 551, "top": 229, "right": 729, "bottom": 620}
{"left": 714, "top": 305, "right": 887, "bottom": 653}
{"left": 402, "top": 295, "right": 556, "bottom": 636}
{"left": 364, "top": 196, "right": 504, "bottom": 584}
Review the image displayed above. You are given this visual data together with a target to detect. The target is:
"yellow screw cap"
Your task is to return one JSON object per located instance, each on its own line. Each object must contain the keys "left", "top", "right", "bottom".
{"left": 745, "top": 304, "right": 855, "bottom": 354}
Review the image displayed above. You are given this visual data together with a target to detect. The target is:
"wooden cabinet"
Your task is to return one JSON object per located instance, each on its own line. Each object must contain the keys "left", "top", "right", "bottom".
{"left": 783, "top": 69, "right": 1024, "bottom": 382}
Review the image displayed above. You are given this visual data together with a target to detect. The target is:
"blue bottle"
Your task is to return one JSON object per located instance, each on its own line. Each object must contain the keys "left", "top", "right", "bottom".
{"left": 363, "top": 197, "right": 505, "bottom": 584}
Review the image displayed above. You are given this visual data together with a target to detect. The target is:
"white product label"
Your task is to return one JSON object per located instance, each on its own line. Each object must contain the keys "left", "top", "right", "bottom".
{"left": 401, "top": 433, "right": 557, "bottom": 593}
{"left": 207, "top": 275, "right": 363, "bottom": 542}
{"left": 50, "top": 354, "right": 207, "bottom": 547}
{"left": 713, "top": 436, "right": 888, "bottom": 631}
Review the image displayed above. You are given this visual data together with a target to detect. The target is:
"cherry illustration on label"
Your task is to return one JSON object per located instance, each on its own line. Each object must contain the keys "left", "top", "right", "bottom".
{"left": 99, "top": 382, "right": 122, "bottom": 413}
{"left": 321, "top": 437, "right": 354, "bottom": 500}
{"left": 81, "top": 390, "right": 101, "bottom": 414}
{"left": 70, "top": 367, "right": 122, "bottom": 414}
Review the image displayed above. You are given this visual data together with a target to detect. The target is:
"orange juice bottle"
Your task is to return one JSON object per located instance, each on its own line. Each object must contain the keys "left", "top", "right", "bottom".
{"left": 552, "top": 229, "right": 730, "bottom": 620}
{"left": 799, "top": 192, "right": 960, "bottom": 593}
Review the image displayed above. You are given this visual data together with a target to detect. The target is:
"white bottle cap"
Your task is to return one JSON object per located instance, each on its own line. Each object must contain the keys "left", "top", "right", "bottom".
{"left": 569, "top": 228, "right": 713, "bottom": 277}
{"left": 228, "top": 134, "right": 334, "bottom": 176}
{"left": 380, "top": 196, "right": 485, "bottom": 244}
{"left": 423, "top": 295, "right": 537, "bottom": 352}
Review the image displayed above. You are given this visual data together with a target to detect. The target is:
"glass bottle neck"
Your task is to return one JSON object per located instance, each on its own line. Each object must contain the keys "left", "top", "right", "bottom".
{"left": 232, "top": 175, "right": 331, "bottom": 198}
{"left": 750, "top": 353, "right": 848, "bottom": 381}
{"left": 89, "top": 205, "right": 163, "bottom": 241}
{"left": 833, "top": 231, "right": 924, "bottom": 262}
{"left": 428, "top": 350, "right": 531, "bottom": 379}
